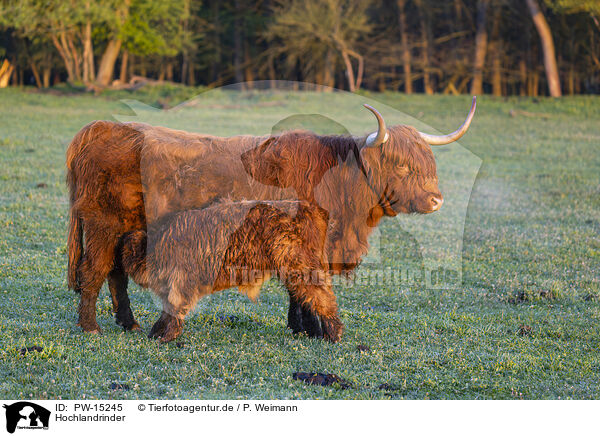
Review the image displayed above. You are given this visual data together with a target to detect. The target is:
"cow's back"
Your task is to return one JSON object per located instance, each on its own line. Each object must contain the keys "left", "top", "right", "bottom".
{"left": 136, "top": 126, "right": 295, "bottom": 222}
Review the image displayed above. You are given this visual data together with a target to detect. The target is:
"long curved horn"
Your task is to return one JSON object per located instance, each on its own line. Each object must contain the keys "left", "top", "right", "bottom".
{"left": 364, "top": 104, "right": 389, "bottom": 147}
{"left": 418, "top": 96, "right": 477, "bottom": 145}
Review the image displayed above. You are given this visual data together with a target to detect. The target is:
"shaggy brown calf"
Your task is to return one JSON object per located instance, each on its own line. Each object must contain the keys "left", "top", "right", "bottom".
{"left": 119, "top": 200, "right": 343, "bottom": 343}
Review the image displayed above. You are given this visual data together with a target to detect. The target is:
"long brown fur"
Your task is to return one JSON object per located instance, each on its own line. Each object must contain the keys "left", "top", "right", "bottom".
{"left": 66, "top": 119, "right": 442, "bottom": 333}
{"left": 120, "top": 200, "right": 342, "bottom": 343}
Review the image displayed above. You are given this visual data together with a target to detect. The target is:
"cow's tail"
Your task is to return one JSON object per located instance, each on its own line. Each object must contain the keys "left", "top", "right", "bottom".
{"left": 67, "top": 206, "right": 83, "bottom": 291}
{"left": 120, "top": 230, "right": 149, "bottom": 288}
{"left": 65, "top": 121, "right": 107, "bottom": 292}
{"left": 66, "top": 140, "right": 83, "bottom": 292}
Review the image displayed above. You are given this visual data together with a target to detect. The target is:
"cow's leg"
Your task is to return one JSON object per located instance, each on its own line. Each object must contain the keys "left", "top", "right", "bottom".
{"left": 283, "top": 269, "right": 343, "bottom": 343}
{"left": 77, "top": 230, "right": 118, "bottom": 333}
{"left": 287, "top": 296, "right": 323, "bottom": 338}
{"left": 108, "top": 267, "right": 140, "bottom": 331}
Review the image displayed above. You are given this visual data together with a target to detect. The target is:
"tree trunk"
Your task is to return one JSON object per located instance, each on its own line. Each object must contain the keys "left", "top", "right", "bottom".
{"left": 233, "top": 0, "right": 244, "bottom": 86}
{"left": 129, "top": 53, "right": 135, "bottom": 78}
{"left": 341, "top": 49, "right": 356, "bottom": 92}
{"left": 528, "top": 70, "right": 540, "bottom": 96}
{"left": 11, "top": 64, "right": 17, "bottom": 86}
{"left": 210, "top": 0, "right": 221, "bottom": 83}
{"left": 566, "top": 66, "right": 573, "bottom": 95}
{"left": 525, "top": 0, "right": 561, "bottom": 97}
{"left": 397, "top": 0, "right": 412, "bottom": 94}
{"left": 82, "top": 19, "right": 95, "bottom": 83}
{"left": 120, "top": 50, "right": 128, "bottom": 83}
{"left": 378, "top": 76, "right": 386, "bottom": 92}
{"left": 519, "top": 60, "right": 527, "bottom": 96}
{"left": 51, "top": 32, "right": 79, "bottom": 83}
{"left": 355, "top": 54, "right": 364, "bottom": 90}
{"left": 471, "top": 0, "right": 488, "bottom": 95}
{"left": 244, "top": 41, "right": 254, "bottom": 89}
{"left": 181, "top": 55, "right": 188, "bottom": 84}
{"left": 180, "top": 0, "right": 190, "bottom": 85}
{"left": 188, "top": 62, "right": 195, "bottom": 86}
{"left": 166, "top": 62, "right": 173, "bottom": 81}
{"left": 66, "top": 34, "right": 82, "bottom": 81}
{"left": 95, "top": 39, "right": 122, "bottom": 86}
{"left": 492, "top": 50, "right": 502, "bottom": 96}
{"left": 322, "top": 49, "right": 335, "bottom": 89}
{"left": 42, "top": 67, "right": 51, "bottom": 88}
{"left": 0, "top": 59, "right": 14, "bottom": 88}
{"left": 30, "top": 61, "right": 42, "bottom": 88}
{"left": 268, "top": 54, "right": 276, "bottom": 88}
{"left": 42, "top": 67, "right": 52, "bottom": 88}
{"left": 490, "top": 5, "right": 502, "bottom": 97}
{"left": 416, "top": 0, "right": 434, "bottom": 94}
{"left": 339, "top": 48, "right": 364, "bottom": 92}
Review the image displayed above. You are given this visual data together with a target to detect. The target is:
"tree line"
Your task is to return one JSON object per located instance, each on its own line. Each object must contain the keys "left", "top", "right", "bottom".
{"left": 0, "top": 0, "right": 598, "bottom": 96}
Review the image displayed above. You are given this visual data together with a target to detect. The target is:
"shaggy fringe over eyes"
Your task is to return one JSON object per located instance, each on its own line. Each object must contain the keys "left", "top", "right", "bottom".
{"left": 383, "top": 126, "right": 438, "bottom": 178}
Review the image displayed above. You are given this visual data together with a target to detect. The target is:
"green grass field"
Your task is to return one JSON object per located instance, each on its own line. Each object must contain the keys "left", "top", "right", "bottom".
{"left": 0, "top": 86, "right": 598, "bottom": 399}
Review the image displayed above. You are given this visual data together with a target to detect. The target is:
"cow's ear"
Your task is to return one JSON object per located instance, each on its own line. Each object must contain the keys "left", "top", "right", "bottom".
{"left": 240, "top": 137, "right": 292, "bottom": 188}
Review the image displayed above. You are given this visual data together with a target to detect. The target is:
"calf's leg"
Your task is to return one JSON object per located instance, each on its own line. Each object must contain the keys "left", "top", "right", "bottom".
{"left": 283, "top": 270, "right": 343, "bottom": 343}
{"left": 150, "top": 281, "right": 202, "bottom": 343}
{"left": 287, "top": 296, "right": 323, "bottom": 338}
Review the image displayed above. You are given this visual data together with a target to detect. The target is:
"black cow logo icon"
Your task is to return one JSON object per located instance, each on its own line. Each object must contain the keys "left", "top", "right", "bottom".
{"left": 3, "top": 402, "right": 50, "bottom": 433}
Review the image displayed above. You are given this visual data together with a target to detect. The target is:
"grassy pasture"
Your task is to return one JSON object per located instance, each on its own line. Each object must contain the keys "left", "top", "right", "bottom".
{"left": 0, "top": 86, "right": 598, "bottom": 399}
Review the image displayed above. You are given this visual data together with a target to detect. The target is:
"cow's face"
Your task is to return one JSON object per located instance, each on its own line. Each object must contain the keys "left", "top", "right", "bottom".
{"left": 363, "top": 125, "right": 443, "bottom": 216}
{"left": 361, "top": 98, "right": 476, "bottom": 216}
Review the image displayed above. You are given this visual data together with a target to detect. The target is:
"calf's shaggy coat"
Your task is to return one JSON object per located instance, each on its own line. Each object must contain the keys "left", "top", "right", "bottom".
{"left": 119, "top": 200, "right": 343, "bottom": 342}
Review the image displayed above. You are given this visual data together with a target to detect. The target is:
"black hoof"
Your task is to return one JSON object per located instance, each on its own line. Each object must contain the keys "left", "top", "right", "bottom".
{"left": 287, "top": 299, "right": 323, "bottom": 337}
{"left": 116, "top": 307, "right": 140, "bottom": 331}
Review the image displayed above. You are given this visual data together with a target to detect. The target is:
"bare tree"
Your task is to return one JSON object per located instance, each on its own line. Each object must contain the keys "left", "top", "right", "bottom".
{"left": 414, "top": 0, "right": 434, "bottom": 94}
{"left": 526, "top": 0, "right": 562, "bottom": 96}
{"left": 471, "top": 0, "right": 488, "bottom": 95}
{"left": 397, "top": 0, "right": 412, "bottom": 94}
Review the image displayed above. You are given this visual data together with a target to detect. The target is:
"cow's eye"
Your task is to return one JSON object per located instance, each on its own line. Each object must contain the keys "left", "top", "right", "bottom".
{"left": 397, "top": 166, "right": 409, "bottom": 177}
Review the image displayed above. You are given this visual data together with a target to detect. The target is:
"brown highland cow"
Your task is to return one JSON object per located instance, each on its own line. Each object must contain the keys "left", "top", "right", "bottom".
{"left": 66, "top": 98, "right": 476, "bottom": 336}
{"left": 119, "top": 200, "right": 342, "bottom": 342}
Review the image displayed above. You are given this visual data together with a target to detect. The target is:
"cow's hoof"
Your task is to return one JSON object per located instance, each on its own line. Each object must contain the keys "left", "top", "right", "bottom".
{"left": 77, "top": 321, "right": 102, "bottom": 334}
{"left": 117, "top": 316, "right": 142, "bottom": 332}
{"left": 149, "top": 311, "right": 182, "bottom": 341}
{"left": 321, "top": 318, "right": 343, "bottom": 343}
{"left": 154, "top": 320, "right": 183, "bottom": 343}
{"left": 122, "top": 321, "right": 142, "bottom": 332}
{"left": 116, "top": 307, "right": 140, "bottom": 331}
{"left": 149, "top": 321, "right": 167, "bottom": 339}
{"left": 82, "top": 327, "right": 102, "bottom": 335}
